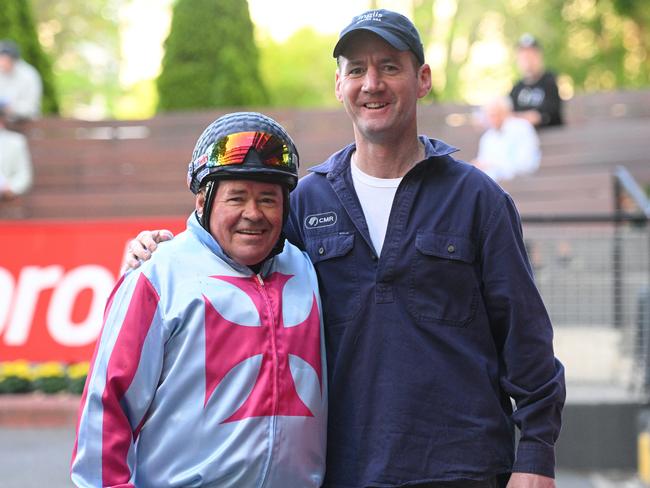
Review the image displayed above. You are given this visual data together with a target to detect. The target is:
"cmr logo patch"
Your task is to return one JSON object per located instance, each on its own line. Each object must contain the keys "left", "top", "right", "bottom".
{"left": 304, "top": 212, "right": 337, "bottom": 229}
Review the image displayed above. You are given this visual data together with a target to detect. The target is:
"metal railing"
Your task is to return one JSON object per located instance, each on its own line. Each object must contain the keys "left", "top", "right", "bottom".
{"left": 521, "top": 166, "right": 650, "bottom": 400}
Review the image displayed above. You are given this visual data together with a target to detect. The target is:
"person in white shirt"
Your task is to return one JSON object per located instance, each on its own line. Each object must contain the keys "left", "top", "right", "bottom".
{"left": 0, "top": 40, "right": 42, "bottom": 123}
{"left": 473, "top": 96, "right": 541, "bottom": 182}
{"left": 0, "top": 107, "right": 32, "bottom": 200}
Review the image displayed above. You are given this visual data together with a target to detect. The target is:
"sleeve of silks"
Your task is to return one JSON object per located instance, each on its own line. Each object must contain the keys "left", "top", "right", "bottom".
{"left": 70, "top": 272, "right": 164, "bottom": 488}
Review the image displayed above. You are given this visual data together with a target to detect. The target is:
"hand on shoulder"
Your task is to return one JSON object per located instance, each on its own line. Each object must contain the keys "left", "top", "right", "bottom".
{"left": 120, "top": 229, "right": 174, "bottom": 273}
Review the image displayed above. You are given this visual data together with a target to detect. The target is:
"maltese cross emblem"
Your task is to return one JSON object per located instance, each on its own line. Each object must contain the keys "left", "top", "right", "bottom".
{"left": 203, "top": 272, "right": 321, "bottom": 423}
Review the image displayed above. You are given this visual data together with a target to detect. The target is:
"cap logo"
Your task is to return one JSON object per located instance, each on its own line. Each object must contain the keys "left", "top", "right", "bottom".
{"left": 355, "top": 11, "right": 383, "bottom": 23}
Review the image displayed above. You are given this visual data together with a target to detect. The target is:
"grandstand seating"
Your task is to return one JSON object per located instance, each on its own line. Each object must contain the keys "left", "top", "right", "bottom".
{"left": 1, "top": 89, "right": 648, "bottom": 220}
{"left": 423, "top": 90, "right": 650, "bottom": 216}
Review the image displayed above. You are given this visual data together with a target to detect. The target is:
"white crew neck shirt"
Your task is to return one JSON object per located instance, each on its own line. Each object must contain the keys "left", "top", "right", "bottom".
{"left": 350, "top": 159, "right": 402, "bottom": 255}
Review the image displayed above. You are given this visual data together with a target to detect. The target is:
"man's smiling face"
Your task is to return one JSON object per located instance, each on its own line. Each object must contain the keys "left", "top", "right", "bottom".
{"left": 199, "top": 179, "right": 284, "bottom": 266}
{"left": 335, "top": 31, "right": 431, "bottom": 145}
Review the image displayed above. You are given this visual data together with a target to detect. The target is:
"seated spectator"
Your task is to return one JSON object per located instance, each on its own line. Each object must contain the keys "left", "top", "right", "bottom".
{"left": 0, "top": 107, "right": 33, "bottom": 200}
{"left": 0, "top": 40, "right": 42, "bottom": 123}
{"left": 473, "top": 96, "right": 541, "bottom": 182}
{"left": 510, "top": 34, "right": 563, "bottom": 128}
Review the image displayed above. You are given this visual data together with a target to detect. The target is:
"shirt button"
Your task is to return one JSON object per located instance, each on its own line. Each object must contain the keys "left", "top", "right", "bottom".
{"left": 447, "top": 244, "right": 456, "bottom": 253}
{"left": 318, "top": 247, "right": 325, "bottom": 255}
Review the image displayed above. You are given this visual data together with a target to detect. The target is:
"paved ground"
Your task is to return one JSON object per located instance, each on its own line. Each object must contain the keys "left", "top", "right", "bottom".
{"left": 0, "top": 426, "right": 645, "bottom": 488}
{"left": 0, "top": 427, "right": 76, "bottom": 488}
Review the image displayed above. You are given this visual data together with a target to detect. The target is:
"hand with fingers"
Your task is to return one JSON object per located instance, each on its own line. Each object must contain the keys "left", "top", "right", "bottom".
{"left": 120, "top": 229, "right": 174, "bottom": 273}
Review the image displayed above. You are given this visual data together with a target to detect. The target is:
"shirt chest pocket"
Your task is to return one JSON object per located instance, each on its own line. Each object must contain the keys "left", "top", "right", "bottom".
{"left": 306, "top": 232, "right": 360, "bottom": 325}
{"left": 407, "top": 231, "right": 480, "bottom": 327}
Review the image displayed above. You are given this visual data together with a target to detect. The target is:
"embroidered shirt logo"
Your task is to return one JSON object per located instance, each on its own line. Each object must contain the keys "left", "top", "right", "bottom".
{"left": 304, "top": 212, "right": 337, "bottom": 229}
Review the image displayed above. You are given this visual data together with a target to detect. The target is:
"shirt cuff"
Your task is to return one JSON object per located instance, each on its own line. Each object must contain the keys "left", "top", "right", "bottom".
{"left": 512, "top": 440, "right": 556, "bottom": 478}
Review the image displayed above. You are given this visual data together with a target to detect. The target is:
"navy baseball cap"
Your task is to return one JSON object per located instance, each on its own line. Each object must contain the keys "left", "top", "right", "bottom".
{"left": 333, "top": 9, "right": 425, "bottom": 65}
{"left": 517, "top": 33, "right": 541, "bottom": 49}
{"left": 0, "top": 40, "right": 20, "bottom": 59}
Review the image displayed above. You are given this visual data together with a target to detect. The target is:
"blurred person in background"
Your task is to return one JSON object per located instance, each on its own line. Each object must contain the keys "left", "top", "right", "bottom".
{"left": 0, "top": 40, "right": 42, "bottom": 125}
{"left": 473, "top": 95, "right": 541, "bottom": 181}
{"left": 0, "top": 106, "right": 32, "bottom": 201}
{"left": 510, "top": 34, "right": 563, "bottom": 128}
{"left": 124, "top": 10, "right": 565, "bottom": 488}
{"left": 71, "top": 112, "right": 327, "bottom": 488}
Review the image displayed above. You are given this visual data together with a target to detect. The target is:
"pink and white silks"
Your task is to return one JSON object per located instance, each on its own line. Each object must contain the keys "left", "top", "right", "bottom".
{"left": 71, "top": 214, "right": 327, "bottom": 488}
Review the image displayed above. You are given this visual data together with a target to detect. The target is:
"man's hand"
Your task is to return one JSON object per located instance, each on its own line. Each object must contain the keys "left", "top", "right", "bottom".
{"left": 121, "top": 229, "right": 174, "bottom": 273}
{"left": 506, "top": 473, "right": 555, "bottom": 488}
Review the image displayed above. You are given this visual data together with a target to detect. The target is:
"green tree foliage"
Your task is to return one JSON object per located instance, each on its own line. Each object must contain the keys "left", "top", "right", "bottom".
{"left": 0, "top": 0, "right": 58, "bottom": 114}
{"left": 15, "top": 0, "right": 650, "bottom": 117}
{"left": 259, "top": 28, "right": 338, "bottom": 108}
{"left": 157, "top": 0, "right": 267, "bottom": 112}
{"left": 503, "top": 0, "right": 650, "bottom": 93}
{"left": 31, "top": 0, "right": 121, "bottom": 118}
{"left": 406, "top": 0, "right": 650, "bottom": 102}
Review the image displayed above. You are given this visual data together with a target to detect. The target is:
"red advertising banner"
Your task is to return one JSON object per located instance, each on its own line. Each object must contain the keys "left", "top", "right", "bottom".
{"left": 0, "top": 218, "right": 186, "bottom": 363}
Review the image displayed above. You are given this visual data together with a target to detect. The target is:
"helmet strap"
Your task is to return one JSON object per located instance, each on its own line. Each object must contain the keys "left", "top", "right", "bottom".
{"left": 264, "top": 187, "right": 290, "bottom": 259}
{"left": 200, "top": 179, "right": 217, "bottom": 233}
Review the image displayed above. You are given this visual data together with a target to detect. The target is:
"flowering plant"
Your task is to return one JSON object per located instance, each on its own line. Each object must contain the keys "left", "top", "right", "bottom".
{"left": 32, "top": 362, "right": 68, "bottom": 393}
{"left": 67, "top": 362, "right": 90, "bottom": 394}
{"left": 0, "top": 361, "right": 89, "bottom": 394}
{"left": 0, "top": 360, "right": 33, "bottom": 393}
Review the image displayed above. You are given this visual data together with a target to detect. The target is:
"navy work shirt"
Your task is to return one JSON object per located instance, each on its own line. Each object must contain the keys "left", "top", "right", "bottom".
{"left": 285, "top": 137, "right": 566, "bottom": 488}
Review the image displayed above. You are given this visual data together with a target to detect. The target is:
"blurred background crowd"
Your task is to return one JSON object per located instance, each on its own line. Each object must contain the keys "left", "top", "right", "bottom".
{"left": 3, "top": 0, "right": 650, "bottom": 120}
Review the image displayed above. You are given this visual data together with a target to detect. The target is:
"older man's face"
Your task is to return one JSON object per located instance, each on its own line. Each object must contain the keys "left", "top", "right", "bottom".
{"left": 0, "top": 54, "right": 14, "bottom": 74}
{"left": 197, "top": 179, "right": 284, "bottom": 266}
{"left": 485, "top": 103, "right": 508, "bottom": 130}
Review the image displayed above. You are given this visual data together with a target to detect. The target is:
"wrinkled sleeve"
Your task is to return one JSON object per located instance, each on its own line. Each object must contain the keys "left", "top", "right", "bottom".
{"left": 479, "top": 194, "right": 566, "bottom": 478}
{"left": 71, "top": 272, "right": 165, "bottom": 488}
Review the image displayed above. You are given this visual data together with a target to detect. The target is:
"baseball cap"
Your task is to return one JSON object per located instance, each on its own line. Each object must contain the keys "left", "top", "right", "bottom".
{"left": 517, "top": 33, "right": 541, "bottom": 49}
{"left": 0, "top": 40, "right": 20, "bottom": 59}
{"left": 333, "top": 9, "right": 425, "bottom": 65}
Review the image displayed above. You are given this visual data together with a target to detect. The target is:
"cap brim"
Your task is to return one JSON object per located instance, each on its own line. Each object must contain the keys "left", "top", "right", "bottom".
{"left": 333, "top": 27, "right": 410, "bottom": 58}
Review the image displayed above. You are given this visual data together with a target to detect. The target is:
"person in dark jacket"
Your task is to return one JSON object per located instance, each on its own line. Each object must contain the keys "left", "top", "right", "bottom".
{"left": 125, "top": 10, "right": 566, "bottom": 488}
{"left": 510, "top": 34, "right": 563, "bottom": 128}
